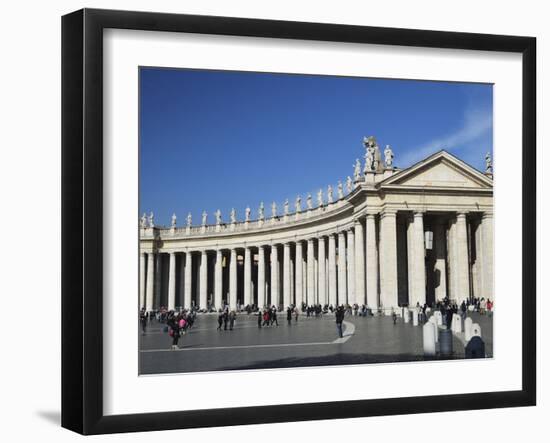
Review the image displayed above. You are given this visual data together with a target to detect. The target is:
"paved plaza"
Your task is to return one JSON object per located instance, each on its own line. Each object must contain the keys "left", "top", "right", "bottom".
{"left": 139, "top": 312, "right": 493, "bottom": 374}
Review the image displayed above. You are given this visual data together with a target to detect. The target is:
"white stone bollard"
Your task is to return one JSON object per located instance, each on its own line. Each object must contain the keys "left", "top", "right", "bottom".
{"left": 464, "top": 317, "right": 473, "bottom": 342}
{"left": 471, "top": 323, "right": 482, "bottom": 338}
{"left": 428, "top": 316, "right": 439, "bottom": 342}
{"left": 423, "top": 322, "right": 436, "bottom": 356}
{"left": 404, "top": 308, "right": 410, "bottom": 323}
{"left": 452, "top": 313, "right": 462, "bottom": 333}
{"left": 412, "top": 309, "right": 419, "bottom": 326}
{"left": 434, "top": 310, "right": 442, "bottom": 326}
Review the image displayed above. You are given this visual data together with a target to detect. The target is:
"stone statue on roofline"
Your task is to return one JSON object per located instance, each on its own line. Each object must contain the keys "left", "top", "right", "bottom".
{"left": 306, "top": 193, "right": 313, "bottom": 210}
{"left": 337, "top": 180, "right": 344, "bottom": 199}
{"left": 353, "top": 159, "right": 361, "bottom": 181}
{"left": 202, "top": 210, "right": 208, "bottom": 226}
{"left": 295, "top": 195, "right": 302, "bottom": 213}
{"left": 245, "top": 206, "right": 251, "bottom": 222}
{"left": 140, "top": 213, "right": 147, "bottom": 228}
{"left": 485, "top": 152, "right": 493, "bottom": 174}
{"left": 148, "top": 212, "right": 155, "bottom": 228}
{"left": 271, "top": 201, "right": 277, "bottom": 218}
{"left": 187, "top": 212, "right": 192, "bottom": 227}
{"left": 259, "top": 202, "right": 265, "bottom": 220}
{"left": 284, "top": 199, "right": 289, "bottom": 215}
{"left": 171, "top": 213, "right": 177, "bottom": 228}
{"left": 215, "top": 209, "right": 222, "bottom": 225}
{"left": 327, "top": 185, "right": 333, "bottom": 203}
{"left": 230, "top": 208, "right": 236, "bottom": 224}
{"left": 317, "top": 188, "right": 323, "bottom": 207}
{"left": 384, "top": 144, "right": 394, "bottom": 168}
{"left": 346, "top": 176, "right": 353, "bottom": 193}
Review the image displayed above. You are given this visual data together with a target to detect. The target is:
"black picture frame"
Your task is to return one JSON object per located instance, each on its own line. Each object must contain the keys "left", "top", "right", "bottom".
{"left": 61, "top": 8, "right": 536, "bottom": 435}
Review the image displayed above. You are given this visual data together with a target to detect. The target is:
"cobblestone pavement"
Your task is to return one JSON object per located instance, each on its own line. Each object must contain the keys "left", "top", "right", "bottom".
{"left": 139, "top": 311, "right": 493, "bottom": 374}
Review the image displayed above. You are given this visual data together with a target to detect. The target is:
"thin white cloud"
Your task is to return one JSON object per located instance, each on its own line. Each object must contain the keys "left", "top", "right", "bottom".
{"left": 399, "top": 106, "right": 492, "bottom": 168}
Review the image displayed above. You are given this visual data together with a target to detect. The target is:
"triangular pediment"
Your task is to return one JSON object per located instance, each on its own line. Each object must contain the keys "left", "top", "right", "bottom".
{"left": 381, "top": 150, "right": 493, "bottom": 189}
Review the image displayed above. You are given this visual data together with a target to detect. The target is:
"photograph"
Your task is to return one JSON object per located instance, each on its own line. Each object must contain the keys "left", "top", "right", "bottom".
{"left": 138, "top": 68, "right": 494, "bottom": 375}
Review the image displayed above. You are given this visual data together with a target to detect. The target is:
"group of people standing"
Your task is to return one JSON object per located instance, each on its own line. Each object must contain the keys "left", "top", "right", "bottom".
{"left": 217, "top": 309, "right": 237, "bottom": 331}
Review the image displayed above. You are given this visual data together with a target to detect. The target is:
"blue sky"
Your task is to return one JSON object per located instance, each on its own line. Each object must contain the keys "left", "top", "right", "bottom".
{"left": 140, "top": 68, "right": 492, "bottom": 227}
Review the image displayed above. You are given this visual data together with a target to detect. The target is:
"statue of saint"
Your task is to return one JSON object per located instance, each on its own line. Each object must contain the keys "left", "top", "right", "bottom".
{"left": 346, "top": 176, "right": 353, "bottom": 193}
{"left": 284, "top": 199, "right": 289, "bottom": 215}
{"left": 384, "top": 145, "right": 394, "bottom": 168}
{"left": 187, "top": 212, "right": 192, "bottom": 227}
{"left": 259, "top": 202, "right": 265, "bottom": 220}
{"left": 148, "top": 212, "right": 154, "bottom": 228}
{"left": 306, "top": 193, "right": 313, "bottom": 210}
{"left": 202, "top": 210, "right": 208, "bottom": 226}
{"left": 327, "top": 185, "right": 333, "bottom": 203}
{"left": 171, "top": 213, "right": 177, "bottom": 228}
{"left": 317, "top": 188, "right": 323, "bottom": 207}
{"left": 295, "top": 195, "right": 302, "bottom": 213}
{"left": 337, "top": 181, "right": 344, "bottom": 199}
{"left": 140, "top": 213, "right": 147, "bottom": 228}
{"left": 271, "top": 201, "right": 277, "bottom": 218}
{"left": 354, "top": 158, "right": 361, "bottom": 181}
{"left": 245, "top": 206, "right": 251, "bottom": 221}
{"left": 215, "top": 209, "right": 222, "bottom": 225}
{"left": 230, "top": 208, "right": 236, "bottom": 223}
{"left": 485, "top": 152, "right": 493, "bottom": 174}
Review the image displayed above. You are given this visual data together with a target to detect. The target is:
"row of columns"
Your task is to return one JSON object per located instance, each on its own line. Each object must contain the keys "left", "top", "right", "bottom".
{"left": 140, "top": 210, "right": 493, "bottom": 312}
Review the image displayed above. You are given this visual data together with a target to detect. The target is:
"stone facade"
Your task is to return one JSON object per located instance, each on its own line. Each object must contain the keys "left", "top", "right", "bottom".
{"left": 140, "top": 147, "right": 494, "bottom": 313}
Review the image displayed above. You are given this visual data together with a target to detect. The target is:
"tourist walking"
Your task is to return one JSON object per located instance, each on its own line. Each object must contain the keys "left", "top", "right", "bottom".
{"left": 335, "top": 306, "right": 345, "bottom": 338}
{"left": 257, "top": 310, "right": 263, "bottom": 328}
{"left": 217, "top": 311, "right": 224, "bottom": 330}
{"left": 167, "top": 316, "right": 180, "bottom": 350}
{"left": 229, "top": 310, "right": 236, "bottom": 330}
{"left": 287, "top": 307, "right": 292, "bottom": 325}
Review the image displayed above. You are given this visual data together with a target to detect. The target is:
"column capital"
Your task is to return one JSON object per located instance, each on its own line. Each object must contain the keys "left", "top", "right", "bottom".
{"left": 482, "top": 211, "right": 493, "bottom": 219}
{"left": 380, "top": 209, "right": 398, "bottom": 218}
{"left": 365, "top": 212, "right": 377, "bottom": 220}
{"left": 456, "top": 211, "right": 469, "bottom": 219}
{"left": 413, "top": 210, "right": 425, "bottom": 218}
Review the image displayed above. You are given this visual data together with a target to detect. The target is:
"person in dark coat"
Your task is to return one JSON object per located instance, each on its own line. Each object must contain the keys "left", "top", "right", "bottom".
{"left": 465, "top": 336, "right": 486, "bottom": 358}
{"left": 257, "top": 310, "right": 263, "bottom": 328}
{"left": 217, "top": 312, "right": 224, "bottom": 331}
{"left": 287, "top": 307, "right": 293, "bottom": 325}
{"left": 167, "top": 316, "right": 180, "bottom": 350}
{"left": 223, "top": 310, "right": 229, "bottom": 330}
{"left": 335, "top": 306, "right": 345, "bottom": 338}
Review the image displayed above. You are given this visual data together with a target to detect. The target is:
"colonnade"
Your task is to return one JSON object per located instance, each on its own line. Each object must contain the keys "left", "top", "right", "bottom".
{"left": 140, "top": 210, "right": 493, "bottom": 312}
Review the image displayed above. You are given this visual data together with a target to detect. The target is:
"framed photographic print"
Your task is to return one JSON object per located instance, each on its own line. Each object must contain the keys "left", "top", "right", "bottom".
{"left": 61, "top": 8, "right": 536, "bottom": 435}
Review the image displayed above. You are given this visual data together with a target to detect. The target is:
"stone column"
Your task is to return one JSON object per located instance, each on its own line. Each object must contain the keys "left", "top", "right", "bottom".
{"left": 346, "top": 229, "right": 355, "bottom": 305}
{"left": 145, "top": 252, "right": 155, "bottom": 311}
{"left": 154, "top": 253, "right": 162, "bottom": 309}
{"left": 410, "top": 211, "right": 427, "bottom": 306}
{"left": 271, "top": 245, "right": 279, "bottom": 307}
{"left": 139, "top": 252, "right": 146, "bottom": 309}
{"left": 365, "top": 214, "right": 378, "bottom": 308}
{"left": 244, "top": 247, "right": 252, "bottom": 307}
{"left": 229, "top": 248, "right": 237, "bottom": 310}
{"left": 258, "top": 246, "right": 266, "bottom": 307}
{"left": 456, "top": 212, "right": 471, "bottom": 303}
{"left": 328, "top": 234, "right": 337, "bottom": 307}
{"left": 480, "top": 212, "right": 494, "bottom": 300}
{"left": 337, "top": 231, "right": 347, "bottom": 305}
{"left": 283, "top": 243, "right": 291, "bottom": 308}
{"left": 295, "top": 241, "right": 304, "bottom": 308}
{"left": 447, "top": 218, "right": 457, "bottom": 300}
{"left": 434, "top": 218, "right": 447, "bottom": 301}
{"left": 407, "top": 214, "right": 415, "bottom": 305}
{"left": 184, "top": 252, "right": 192, "bottom": 309}
{"left": 318, "top": 237, "right": 326, "bottom": 305}
{"left": 214, "top": 249, "right": 223, "bottom": 310}
{"left": 168, "top": 252, "right": 177, "bottom": 310}
{"left": 379, "top": 210, "right": 398, "bottom": 311}
{"left": 307, "top": 239, "right": 315, "bottom": 305}
{"left": 199, "top": 250, "right": 208, "bottom": 309}
{"left": 355, "top": 220, "right": 366, "bottom": 306}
